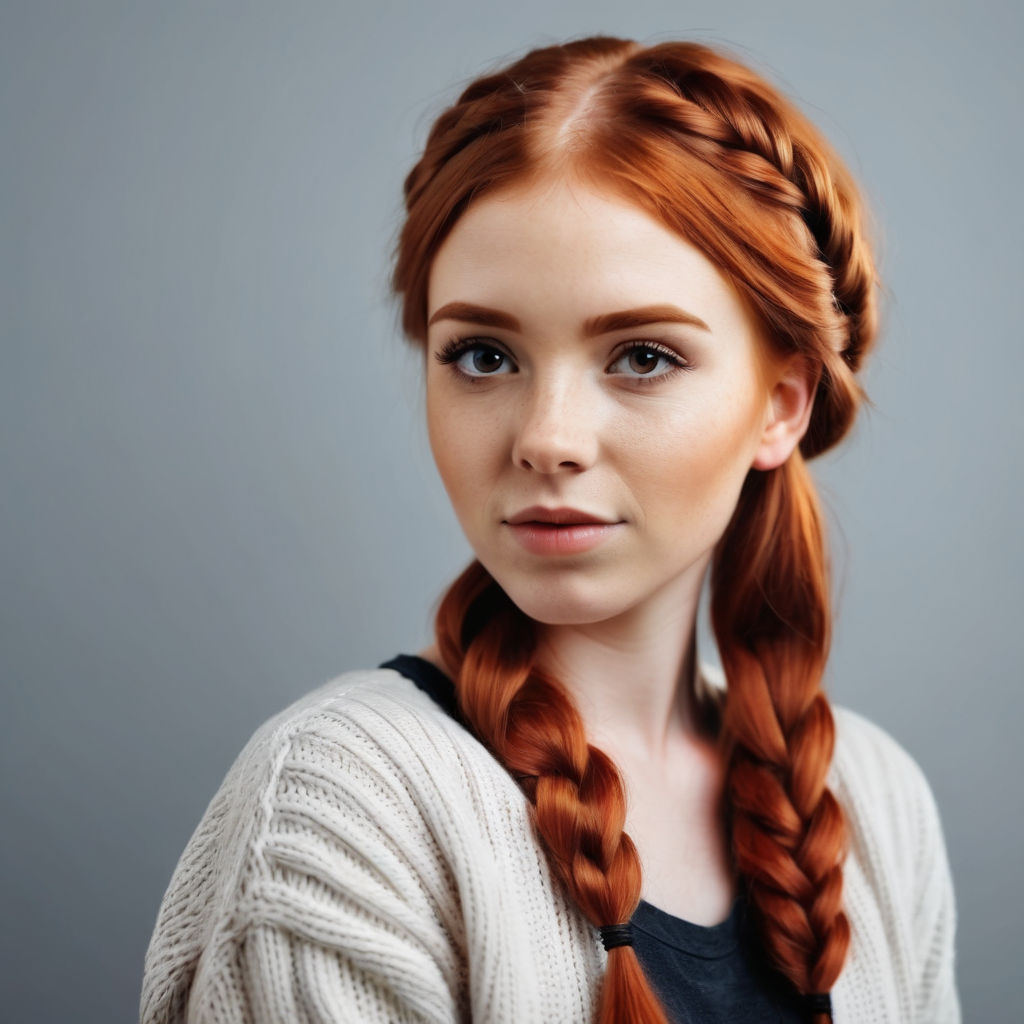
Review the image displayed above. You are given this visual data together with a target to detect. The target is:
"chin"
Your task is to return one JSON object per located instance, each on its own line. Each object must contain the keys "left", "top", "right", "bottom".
{"left": 491, "top": 569, "right": 630, "bottom": 627}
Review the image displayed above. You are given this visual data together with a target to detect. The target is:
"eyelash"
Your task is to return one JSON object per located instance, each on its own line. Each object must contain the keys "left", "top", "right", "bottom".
{"left": 435, "top": 336, "right": 511, "bottom": 377}
{"left": 610, "top": 340, "right": 691, "bottom": 383}
{"left": 435, "top": 336, "right": 692, "bottom": 384}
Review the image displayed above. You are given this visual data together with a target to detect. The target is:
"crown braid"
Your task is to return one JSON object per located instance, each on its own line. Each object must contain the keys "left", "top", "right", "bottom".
{"left": 604, "top": 44, "right": 877, "bottom": 457}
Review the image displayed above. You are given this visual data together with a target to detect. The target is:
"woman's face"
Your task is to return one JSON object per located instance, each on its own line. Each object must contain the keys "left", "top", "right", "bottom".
{"left": 425, "top": 177, "right": 789, "bottom": 629}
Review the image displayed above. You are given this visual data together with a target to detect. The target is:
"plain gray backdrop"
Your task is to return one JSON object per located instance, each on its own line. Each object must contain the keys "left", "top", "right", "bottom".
{"left": 2, "top": 1, "right": 1020, "bottom": 1020}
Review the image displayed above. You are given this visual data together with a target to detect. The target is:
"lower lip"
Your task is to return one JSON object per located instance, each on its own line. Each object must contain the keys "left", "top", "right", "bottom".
{"left": 505, "top": 522, "right": 622, "bottom": 556}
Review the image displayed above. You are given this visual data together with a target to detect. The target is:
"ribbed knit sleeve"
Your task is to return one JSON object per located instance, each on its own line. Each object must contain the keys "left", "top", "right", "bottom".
{"left": 906, "top": 747, "right": 960, "bottom": 1024}
{"left": 229, "top": 722, "right": 469, "bottom": 1023}
{"left": 140, "top": 670, "right": 603, "bottom": 1024}
{"left": 141, "top": 671, "right": 462, "bottom": 1022}
{"left": 830, "top": 708, "right": 961, "bottom": 1024}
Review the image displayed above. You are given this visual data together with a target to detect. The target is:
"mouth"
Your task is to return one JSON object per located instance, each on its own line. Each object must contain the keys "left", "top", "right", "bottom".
{"left": 503, "top": 507, "right": 624, "bottom": 556}
{"left": 504, "top": 506, "right": 619, "bottom": 526}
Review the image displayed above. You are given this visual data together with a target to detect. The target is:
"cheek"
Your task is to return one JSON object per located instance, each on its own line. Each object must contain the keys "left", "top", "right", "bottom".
{"left": 426, "top": 386, "right": 501, "bottom": 514}
{"left": 637, "top": 394, "right": 764, "bottom": 526}
{"left": 426, "top": 395, "right": 463, "bottom": 497}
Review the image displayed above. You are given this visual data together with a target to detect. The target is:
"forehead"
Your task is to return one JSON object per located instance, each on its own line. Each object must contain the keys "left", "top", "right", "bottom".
{"left": 427, "top": 177, "right": 757, "bottom": 341}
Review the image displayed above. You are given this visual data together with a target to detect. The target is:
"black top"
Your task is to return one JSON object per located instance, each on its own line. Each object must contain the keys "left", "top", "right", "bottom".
{"left": 381, "top": 654, "right": 810, "bottom": 1024}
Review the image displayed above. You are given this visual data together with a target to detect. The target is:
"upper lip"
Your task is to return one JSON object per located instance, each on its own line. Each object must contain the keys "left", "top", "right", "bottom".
{"left": 505, "top": 506, "right": 618, "bottom": 526}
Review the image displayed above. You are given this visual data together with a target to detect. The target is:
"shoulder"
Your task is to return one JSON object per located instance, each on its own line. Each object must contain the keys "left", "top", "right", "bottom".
{"left": 829, "top": 705, "right": 943, "bottom": 860}
{"left": 240, "top": 663, "right": 471, "bottom": 762}
{"left": 218, "top": 665, "right": 518, "bottom": 827}
{"left": 829, "top": 704, "right": 949, "bottom": 901}
{"left": 830, "top": 704, "right": 930, "bottom": 799}
{"left": 142, "top": 666, "right": 528, "bottom": 1023}
{"left": 828, "top": 706, "right": 960, "bottom": 1022}
{"left": 144, "top": 667, "right": 606, "bottom": 1024}
{"left": 254, "top": 665, "right": 527, "bottom": 852}
{"left": 175, "top": 666, "right": 502, "bottom": 862}
{"left": 197, "top": 665, "right": 524, "bottom": 888}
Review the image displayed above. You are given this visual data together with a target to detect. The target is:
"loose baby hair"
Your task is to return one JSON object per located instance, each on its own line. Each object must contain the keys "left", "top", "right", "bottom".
{"left": 392, "top": 36, "right": 878, "bottom": 1023}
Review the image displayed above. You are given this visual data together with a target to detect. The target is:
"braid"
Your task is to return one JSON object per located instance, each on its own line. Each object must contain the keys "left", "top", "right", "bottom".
{"left": 712, "top": 455, "right": 848, "bottom": 1020}
{"left": 633, "top": 46, "right": 876, "bottom": 329}
{"left": 437, "top": 562, "right": 669, "bottom": 1024}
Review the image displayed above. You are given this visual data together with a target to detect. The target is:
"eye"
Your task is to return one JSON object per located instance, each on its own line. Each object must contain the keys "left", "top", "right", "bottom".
{"left": 435, "top": 337, "right": 516, "bottom": 378}
{"left": 607, "top": 341, "right": 688, "bottom": 380}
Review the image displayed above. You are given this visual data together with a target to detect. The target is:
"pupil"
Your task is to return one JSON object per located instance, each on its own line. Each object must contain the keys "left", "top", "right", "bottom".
{"left": 629, "top": 348, "right": 658, "bottom": 373}
{"left": 472, "top": 349, "right": 502, "bottom": 373}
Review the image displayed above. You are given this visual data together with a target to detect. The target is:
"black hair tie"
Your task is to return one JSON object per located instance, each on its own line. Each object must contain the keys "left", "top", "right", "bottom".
{"left": 803, "top": 992, "right": 832, "bottom": 1014}
{"left": 599, "top": 923, "right": 634, "bottom": 951}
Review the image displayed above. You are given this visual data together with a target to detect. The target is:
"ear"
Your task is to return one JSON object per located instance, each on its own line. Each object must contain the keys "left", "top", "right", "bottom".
{"left": 751, "top": 356, "right": 818, "bottom": 471}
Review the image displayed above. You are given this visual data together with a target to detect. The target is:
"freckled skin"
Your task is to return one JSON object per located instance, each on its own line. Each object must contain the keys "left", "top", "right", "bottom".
{"left": 425, "top": 178, "right": 783, "bottom": 632}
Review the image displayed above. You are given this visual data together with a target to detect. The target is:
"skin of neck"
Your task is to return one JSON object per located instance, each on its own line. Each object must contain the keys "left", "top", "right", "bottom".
{"left": 534, "top": 558, "right": 712, "bottom": 765}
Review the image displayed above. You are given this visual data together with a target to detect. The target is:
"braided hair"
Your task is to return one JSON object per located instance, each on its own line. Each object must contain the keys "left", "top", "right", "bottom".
{"left": 393, "top": 36, "right": 878, "bottom": 1023}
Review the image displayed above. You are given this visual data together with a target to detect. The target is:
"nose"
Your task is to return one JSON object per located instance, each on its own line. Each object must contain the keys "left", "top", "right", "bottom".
{"left": 511, "top": 377, "right": 599, "bottom": 474}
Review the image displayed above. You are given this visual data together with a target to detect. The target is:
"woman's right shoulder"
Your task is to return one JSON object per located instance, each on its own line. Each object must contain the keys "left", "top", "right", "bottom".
{"left": 141, "top": 665, "right": 523, "bottom": 1024}
{"left": 180, "top": 665, "right": 512, "bottom": 876}
{"left": 235, "top": 665, "right": 472, "bottom": 776}
{"left": 241, "top": 663, "right": 510, "bottom": 794}
{"left": 246, "top": 663, "right": 460, "bottom": 746}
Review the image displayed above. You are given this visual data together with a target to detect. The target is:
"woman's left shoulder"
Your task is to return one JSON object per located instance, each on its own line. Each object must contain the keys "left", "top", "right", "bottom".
{"left": 828, "top": 706, "right": 961, "bottom": 1023}
{"left": 829, "top": 704, "right": 951, "bottom": 891}
{"left": 829, "top": 705, "right": 943, "bottom": 846}
{"left": 831, "top": 705, "right": 930, "bottom": 784}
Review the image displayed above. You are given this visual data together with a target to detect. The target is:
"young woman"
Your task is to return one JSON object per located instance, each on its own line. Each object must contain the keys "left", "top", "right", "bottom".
{"left": 141, "top": 36, "right": 959, "bottom": 1023}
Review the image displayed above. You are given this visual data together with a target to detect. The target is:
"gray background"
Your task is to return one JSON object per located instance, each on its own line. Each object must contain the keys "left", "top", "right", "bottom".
{"left": 2, "top": 1, "right": 1020, "bottom": 1020}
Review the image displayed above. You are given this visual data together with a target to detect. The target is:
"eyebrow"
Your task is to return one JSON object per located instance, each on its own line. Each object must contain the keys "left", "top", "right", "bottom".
{"left": 427, "top": 301, "right": 711, "bottom": 335}
{"left": 428, "top": 302, "right": 520, "bottom": 332}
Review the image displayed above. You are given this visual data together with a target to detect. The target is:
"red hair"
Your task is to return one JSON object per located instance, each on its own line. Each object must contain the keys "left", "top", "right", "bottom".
{"left": 393, "top": 36, "right": 877, "bottom": 1023}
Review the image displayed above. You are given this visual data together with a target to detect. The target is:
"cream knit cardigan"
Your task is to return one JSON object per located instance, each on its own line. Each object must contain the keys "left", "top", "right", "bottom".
{"left": 141, "top": 667, "right": 960, "bottom": 1023}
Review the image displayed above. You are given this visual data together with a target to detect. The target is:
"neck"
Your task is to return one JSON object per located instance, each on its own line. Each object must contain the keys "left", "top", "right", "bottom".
{"left": 535, "top": 574, "right": 708, "bottom": 763}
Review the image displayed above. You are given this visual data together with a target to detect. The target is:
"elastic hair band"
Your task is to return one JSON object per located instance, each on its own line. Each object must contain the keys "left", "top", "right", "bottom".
{"left": 599, "top": 923, "right": 634, "bottom": 951}
{"left": 803, "top": 992, "right": 832, "bottom": 1014}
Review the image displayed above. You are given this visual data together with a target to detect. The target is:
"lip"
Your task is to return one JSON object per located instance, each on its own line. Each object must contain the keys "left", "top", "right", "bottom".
{"left": 505, "top": 506, "right": 617, "bottom": 526}
{"left": 503, "top": 507, "right": 624, "bottom": 555}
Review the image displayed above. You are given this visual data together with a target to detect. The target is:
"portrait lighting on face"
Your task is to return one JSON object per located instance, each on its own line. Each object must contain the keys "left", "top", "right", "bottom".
{"left": 424, "top": 177, "right": 813, "bottom": 633}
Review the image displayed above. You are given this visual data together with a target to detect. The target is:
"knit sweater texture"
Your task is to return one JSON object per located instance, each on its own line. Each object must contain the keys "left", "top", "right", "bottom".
{"left": 140, "top": 666, "right": 960, "bottom": 1023}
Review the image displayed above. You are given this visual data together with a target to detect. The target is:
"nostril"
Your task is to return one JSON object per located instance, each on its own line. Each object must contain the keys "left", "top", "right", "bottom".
{"left": 511, "top": 404, "right": 596, "bottom": 473}
{"left": 516, "top": 453, "right": 585, "bottom": 473}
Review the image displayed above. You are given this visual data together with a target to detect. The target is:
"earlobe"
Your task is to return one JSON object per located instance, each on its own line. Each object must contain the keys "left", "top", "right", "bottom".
{"left": 751, "top": 358, "right": 818, "bottom": 471}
